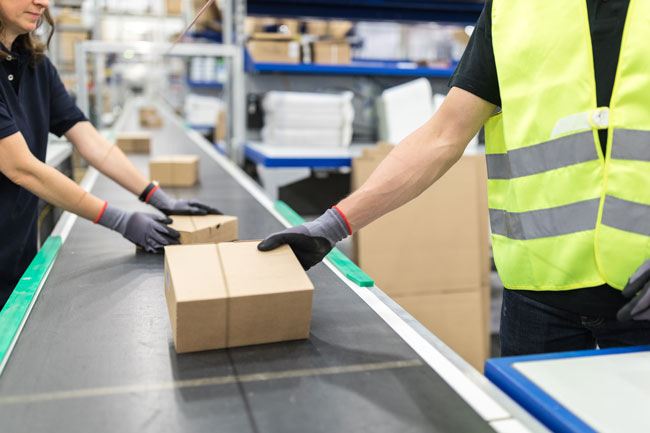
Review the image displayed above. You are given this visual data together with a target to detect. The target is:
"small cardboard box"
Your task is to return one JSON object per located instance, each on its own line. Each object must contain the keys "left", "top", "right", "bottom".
{"left": 139, "top": 107, "right": 163, "bottom": 128}
{"left": 312, "top": 39, "right": 351, "bottom": 64}
{"left": 164, "top": 241, "right": 314, "bottom": 353}
{"left": 149, "top": 155, "right": 199, "bottom": 186}
{"left": 247, "top": 33, "right": 300, "bottom": 64}
{"left": 115, "top": 132, "right": 151, "bottom": 154}
{"left": 169, "top": 215, "right": 238, "bottom": 245}
{"left": 166, "top": 0, "right": 182, "bottom": 14}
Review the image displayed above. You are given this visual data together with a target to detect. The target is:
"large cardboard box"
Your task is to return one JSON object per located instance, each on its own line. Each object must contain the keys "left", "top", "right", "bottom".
{"left": 351, "top": 144, "right": 491, "bottom": 369}
{"left": 352, "top": 146, "right": 490, "bottom": 296}
{"left": 393, "top": 290, "right": 489, "bottom": 371}
{"left": 115, "top": 132, "right": 151, "bottom": 154}
{"left": 164, "top": 242, "right": 314, "bottom": 353}
{"left": 247, "top": 33, "right": 300, "bottom": 64}
{"left": 149, "top": 155, "right": 199, "bottom": 186}
{"left": 169, "top": 215, "right": 238, "bottom": 245}
{"left": 312, "top": 40, "right": 351, "bottom": 64}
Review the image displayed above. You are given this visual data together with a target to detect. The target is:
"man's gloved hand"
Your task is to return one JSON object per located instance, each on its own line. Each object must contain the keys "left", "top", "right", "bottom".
{"left": 617, "top": 258, "right": 650, "bottom": 321}
{"left": 97, "top": 203, "right": 180, "bottom": 253}
{"left": 258, "top": 207, "right": 350, "bottom": 270}
{"left": 148, "top": 187, "right": 221, "bottom": 216}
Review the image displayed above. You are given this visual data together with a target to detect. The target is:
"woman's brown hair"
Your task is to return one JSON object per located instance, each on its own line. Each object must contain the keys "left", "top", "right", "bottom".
{"left": 1, "top": 8, "right": 55, "bottom": 63}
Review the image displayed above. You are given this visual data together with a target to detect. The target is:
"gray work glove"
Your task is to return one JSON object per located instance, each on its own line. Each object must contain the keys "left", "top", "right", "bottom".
{"left": 617, "top": 258, "right": 650, "bottom": 321}
{"left": 148, "top": 187, "right": 221, "bottom": 216}
{"left": 258, "top": 208, "right": 350, "bottom": 270}
{"left": 97, "top": 204, "right": 180, "bottom": 253}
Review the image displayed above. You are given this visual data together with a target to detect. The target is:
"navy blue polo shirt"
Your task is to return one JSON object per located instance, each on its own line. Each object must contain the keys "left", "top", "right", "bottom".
{"left": 0, "top": 38, "right": 86, "bottom": 308}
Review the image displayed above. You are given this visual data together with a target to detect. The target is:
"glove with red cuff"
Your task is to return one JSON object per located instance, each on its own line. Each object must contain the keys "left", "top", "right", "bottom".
{"left": 617, "top": 258, "right": 650, "bottom": 321}
{"left": 140, "top": 182, "right": 221, "bottom": 216}
{"left": 96, "top": 203, "right": 180, "bottom": 253}
{"left": 258, "top": 207, "right": 351, "bottom": 270}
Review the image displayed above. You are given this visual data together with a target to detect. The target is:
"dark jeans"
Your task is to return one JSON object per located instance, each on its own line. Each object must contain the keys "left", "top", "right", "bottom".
{"left": 500, "top": 288, "right": 650, "bottom": 356}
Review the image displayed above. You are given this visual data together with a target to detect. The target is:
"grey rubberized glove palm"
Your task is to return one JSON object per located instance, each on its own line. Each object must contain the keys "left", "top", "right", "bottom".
{"left": 258, "top": 208, "right": 350, "bottom": 270}
{"left": 97, "top": 204, "right": 180, "bottom": 253}
{"left": 618, "top": 258, "right": 650, "bottom": 321}
{"left": 148, "top": 187, "right": 221, "bottom": 216}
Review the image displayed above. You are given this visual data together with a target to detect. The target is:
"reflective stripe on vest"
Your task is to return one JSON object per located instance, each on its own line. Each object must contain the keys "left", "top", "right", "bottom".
{"left": 486, "top": 131, "right": 598, "bottom": 180}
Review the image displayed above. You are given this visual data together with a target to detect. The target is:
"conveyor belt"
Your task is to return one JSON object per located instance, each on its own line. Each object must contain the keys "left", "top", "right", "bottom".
{"left": 0, "top": 101, "right": 544, "bottom": 433}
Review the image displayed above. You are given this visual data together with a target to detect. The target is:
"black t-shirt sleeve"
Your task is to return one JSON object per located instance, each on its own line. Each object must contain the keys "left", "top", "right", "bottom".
{"left": 47, "top": 57, "right": 87, "bottom": 137}
{"left": 448, "top": 0, "right": 501, "bottom": 107}
{"left": 0, "top": 96, "right": 18, "bottom": 140}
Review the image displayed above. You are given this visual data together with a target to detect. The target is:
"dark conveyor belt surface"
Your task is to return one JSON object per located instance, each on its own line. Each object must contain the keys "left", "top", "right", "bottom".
{"left": 0, "top": 105, "right": 496, "bottom": 433}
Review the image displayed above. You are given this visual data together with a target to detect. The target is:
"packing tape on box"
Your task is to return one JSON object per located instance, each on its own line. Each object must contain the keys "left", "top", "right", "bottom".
{"left": 273, "top": 201, "right": 374, "bottom": 287}
{"left": 0, "top": 236, "right": 62, "bottom": 374}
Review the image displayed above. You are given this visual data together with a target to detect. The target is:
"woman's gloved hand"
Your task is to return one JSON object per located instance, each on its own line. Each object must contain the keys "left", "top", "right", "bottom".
{"left": 147, "top": 186, "right": 221, "bottom": 216}
{"left": 96, "top": 203, "right": 180, "bottom": 253}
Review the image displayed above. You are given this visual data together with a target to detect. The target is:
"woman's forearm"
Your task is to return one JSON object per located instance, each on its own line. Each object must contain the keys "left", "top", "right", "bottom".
{"left": 0, "top": 132, "right": 104, "bottom": 220}
{"left": 65, "top": 121, "right": 149, "bottom": 196}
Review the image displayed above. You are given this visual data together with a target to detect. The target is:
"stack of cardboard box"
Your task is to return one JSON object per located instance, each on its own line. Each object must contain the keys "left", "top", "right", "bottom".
{"left": 351, "top": 144, "right": 491, "bottom": 370}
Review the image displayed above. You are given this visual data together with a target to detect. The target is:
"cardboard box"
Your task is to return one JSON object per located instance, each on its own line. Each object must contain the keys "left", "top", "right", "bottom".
{"left": 164, "top": 241, "right": 314, "bottom": 353}
{"left": 213, "top": 109, "right": 226, "bottom": 143}
{"left": 312, "top": 40, "right": 351, "bottom": 64}
{"left": 115, "top": 132, "right": 151, "bottom": 154}
{"left": 169, "top": 215, "right": 238, "bottom": 245}
{"left": 149, "top": 155, "right": 199, "bottom": 186}
{"left": 167, "top": 0, "right": 182, "bottom": 15}
{"left": 305, "top": 20, "right": 353, "bottom": 38}
{"left": 59, "top": 31, "right": 88, "bottom": 64}
{"left": 139, "top": 107, "right": 162, "bottom": 128}
{"left": 393, "top": 290, "right": 489, "bottom": 371}
{"left": 352, "top": 147, "right": 490, "bottom": 296}
{"left": 247, "top": 33, "right": 300, "bottom": 64}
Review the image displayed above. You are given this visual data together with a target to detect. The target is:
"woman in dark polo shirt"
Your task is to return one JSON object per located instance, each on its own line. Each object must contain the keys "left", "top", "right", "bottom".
{"left": 0, "top": 0, "right": 220, "bottom": 308}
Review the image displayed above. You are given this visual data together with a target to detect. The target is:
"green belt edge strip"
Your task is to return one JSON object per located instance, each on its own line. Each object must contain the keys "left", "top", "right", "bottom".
{"left": 0, "top": 236, "right": 62, "bottom": 366}
{"left": 273, "top": 201, "right": 374, "bottom": 287}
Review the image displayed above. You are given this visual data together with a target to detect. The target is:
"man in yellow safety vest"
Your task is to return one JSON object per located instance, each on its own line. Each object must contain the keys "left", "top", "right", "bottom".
{"left": 259, "top": 0, "right": 650, "bottom": 356}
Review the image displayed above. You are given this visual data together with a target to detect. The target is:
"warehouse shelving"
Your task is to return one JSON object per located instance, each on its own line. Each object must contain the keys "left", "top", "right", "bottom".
{"left": 246, "top": 55, "right": 456, "bottom": 77}
{"left": 247, "top": 0, "right": 483, "bottom": 24}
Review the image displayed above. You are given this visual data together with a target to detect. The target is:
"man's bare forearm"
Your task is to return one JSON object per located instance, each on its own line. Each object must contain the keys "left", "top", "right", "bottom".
{"left": 337, "top": 87, "right": 496, "bottom": 232}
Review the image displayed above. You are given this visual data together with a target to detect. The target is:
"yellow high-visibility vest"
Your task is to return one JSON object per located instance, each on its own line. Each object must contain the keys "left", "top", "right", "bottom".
{"left": 485, "top": 0, "right": 650, "bottom": 290}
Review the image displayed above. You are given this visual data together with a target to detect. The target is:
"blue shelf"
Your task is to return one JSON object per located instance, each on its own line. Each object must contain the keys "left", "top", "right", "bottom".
{"left": 246, "top": 57, "right": 456, "bottom": 77}
{"left": 247, "top": 0, "right": 484, "bottom": 24}
{"left": 244, "top": 144, "right": 353, "bottom": 168}
{"left": 187, "top": 80, "right": 224, "bottom": 88}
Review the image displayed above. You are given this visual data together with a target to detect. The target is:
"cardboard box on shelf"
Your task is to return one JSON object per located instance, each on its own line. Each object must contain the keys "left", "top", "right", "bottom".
{"left": 305, "top": 20, "right": 354, "bottom": 38}
{"left": 393, "top": 289, "right": 489, "bottom": 371}
{"left": 247, "top": 33, "right": 300, "bottom": 64}
{"left": 168, "top": 214, "right": 238, "bottom": 245}
{"left": 312, "top": 40, "right": 351, "bottom": 64}
{"left": 166, "top": 0, "right": 182, "bottom": 15}
{"left": 149, "top": 155, "right": 199, "bottom": 186}
{"left": 59, "top": 31, "right": 88, "bottom": 64}
{"left": 164, "top": 241, "right": 314, "bottom": 353}
{"left": 351, "top": 147, "right": 490, "bottom": 296}
{"left": 115, "top": 132, "right": 151, "bottom": 154}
